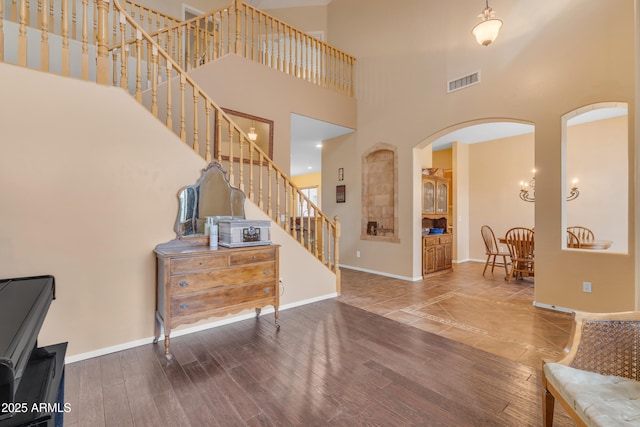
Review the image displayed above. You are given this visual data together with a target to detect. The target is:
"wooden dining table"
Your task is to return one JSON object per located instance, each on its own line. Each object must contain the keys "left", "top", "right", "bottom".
{"left": 499, "top": 237, "right": 613, "bottom": 250}
{"left": 568, "top": 240, "right": 613, "bottom": 250}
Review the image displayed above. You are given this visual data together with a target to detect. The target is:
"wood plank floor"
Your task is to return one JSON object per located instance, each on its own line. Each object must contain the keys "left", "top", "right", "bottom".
{"left": 63, "top": 264, "right": 576, "bottom": 426}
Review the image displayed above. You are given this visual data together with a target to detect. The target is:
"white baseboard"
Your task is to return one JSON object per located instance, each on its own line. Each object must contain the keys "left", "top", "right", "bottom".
{"left": 340, "top": 260, "right": 486, "bottom": 280}
{"left": 339, "top": 264, "right": 421, "bottom": 281}
{"left": 65, "top": 292, "right": 338, "bottom": 364}
{"left": 533, "top": 301, "right": 574, "bottom": 314}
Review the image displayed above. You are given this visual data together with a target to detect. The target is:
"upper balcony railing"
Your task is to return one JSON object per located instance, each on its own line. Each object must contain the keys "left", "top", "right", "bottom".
{"left": 143, "top": 0, "right": 355, "bottom": 96}
{"left": 1, "top": 0, "right": 181, "bottom": 77}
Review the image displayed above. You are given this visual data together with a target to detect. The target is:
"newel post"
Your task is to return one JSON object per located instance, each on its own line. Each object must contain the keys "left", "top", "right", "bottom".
{"left": 234, "top": 0, "right": 242, "bottom": 54}
{"left": 95, "top": 0, "right": 110, "bottom": 85}
{"left": 334, "top": 215, "right": 341, "bottom": 295}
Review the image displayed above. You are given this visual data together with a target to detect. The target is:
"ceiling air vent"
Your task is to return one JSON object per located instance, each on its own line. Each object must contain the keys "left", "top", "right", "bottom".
{"left": 447, "top": 71, "right": 480, "bottom": 93}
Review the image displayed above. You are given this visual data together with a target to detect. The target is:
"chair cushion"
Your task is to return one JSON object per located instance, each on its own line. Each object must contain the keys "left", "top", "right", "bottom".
{"left": 544, "top": 363, "right": 640, "bottom": 426}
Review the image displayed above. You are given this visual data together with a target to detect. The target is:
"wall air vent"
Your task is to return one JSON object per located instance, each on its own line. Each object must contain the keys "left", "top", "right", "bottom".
{"left": 447, "top": 71, "right": 480, "bottom": 93}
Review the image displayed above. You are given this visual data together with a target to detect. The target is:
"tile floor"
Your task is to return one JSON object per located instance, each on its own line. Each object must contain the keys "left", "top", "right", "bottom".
{"left": 338, "top": 262, "right": 574, "bottom": 369}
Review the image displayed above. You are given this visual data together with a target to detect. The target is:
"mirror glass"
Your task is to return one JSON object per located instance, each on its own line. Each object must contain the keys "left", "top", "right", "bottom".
{"left": 174, "top": 162, "right": 246, "bottom": 238}
{"left": 562, "top": 102, "right": 628, "bottom": 252}
{"left": 215, "top": 109, "right": 273, "bottom": 162}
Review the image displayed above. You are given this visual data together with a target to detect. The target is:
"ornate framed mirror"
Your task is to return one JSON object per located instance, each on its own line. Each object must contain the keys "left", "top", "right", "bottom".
{"left": 174, "top": 162, "right": 246, "bottom": 239}
{"left": 214, "top": 108, "right": 274, "bottom": 163}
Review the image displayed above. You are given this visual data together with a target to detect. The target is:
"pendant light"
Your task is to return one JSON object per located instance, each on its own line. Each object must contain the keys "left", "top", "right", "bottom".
{"left": 472, "top": 0, "right": 503, "bottom": 46}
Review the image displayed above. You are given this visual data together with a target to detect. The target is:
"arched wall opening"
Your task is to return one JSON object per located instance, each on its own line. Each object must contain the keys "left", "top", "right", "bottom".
{"left": 414, "top": 118, "right": 535, "bottom": 279}
{"left": 561, "top": 102, "right": 629, "bottom": 254}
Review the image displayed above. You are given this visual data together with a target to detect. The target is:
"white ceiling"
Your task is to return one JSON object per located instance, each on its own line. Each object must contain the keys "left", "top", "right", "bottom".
{"left": 290, "top": 114, "right": 354, "bottom": 176}
{"left": 430, "top": 122, "right": 533, "bottom": 151}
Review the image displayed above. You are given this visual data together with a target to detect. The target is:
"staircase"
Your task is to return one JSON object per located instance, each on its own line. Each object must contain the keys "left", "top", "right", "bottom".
{"left": 0, "top": 0, "right": 355, "bottom": 291}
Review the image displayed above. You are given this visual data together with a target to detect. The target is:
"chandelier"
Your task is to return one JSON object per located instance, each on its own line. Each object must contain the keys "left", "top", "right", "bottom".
{"left": 472, "top": 0, "right": 503, "bottom": 46}
{"left": 519, "top": 171, "right": 579, "bottom": 202}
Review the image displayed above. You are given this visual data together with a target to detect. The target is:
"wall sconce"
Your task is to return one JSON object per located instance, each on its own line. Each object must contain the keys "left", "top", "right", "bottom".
{"left": 519, "top": 169, "right": 580, "bottom": 202}
{"left": 472, "top": 0, "right": 503, "bottom": 46}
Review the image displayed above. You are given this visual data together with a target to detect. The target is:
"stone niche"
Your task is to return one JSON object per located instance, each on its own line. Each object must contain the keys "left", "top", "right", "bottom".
{"left": 361, "top": 143, "right": 399, "bottom": 242}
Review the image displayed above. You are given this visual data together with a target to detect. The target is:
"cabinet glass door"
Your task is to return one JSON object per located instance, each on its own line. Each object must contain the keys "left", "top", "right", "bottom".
{"left": 423, "top": 180, "right": 435, "bottom": 213}
{"left": 436, "top": 182, "right": 448, "bottom": 213}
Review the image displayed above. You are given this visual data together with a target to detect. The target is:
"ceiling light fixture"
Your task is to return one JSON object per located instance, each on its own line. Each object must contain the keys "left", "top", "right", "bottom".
{"left": 472, "top": 0, "right": 503, "bottom": 47}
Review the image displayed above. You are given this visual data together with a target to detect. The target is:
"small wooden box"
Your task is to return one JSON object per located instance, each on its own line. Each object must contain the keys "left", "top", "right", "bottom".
{"left": 218, "top": 219, "right": 272, "bottom": 248}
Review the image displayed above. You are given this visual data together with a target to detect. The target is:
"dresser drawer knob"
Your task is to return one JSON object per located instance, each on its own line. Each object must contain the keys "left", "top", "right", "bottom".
{"left": 179, "top": 281, "right": 189, "bottom": 287}
{"left": 263, "top": 269, "right": 271, "bottom": 275}
{"left": 179, "top": 303, "right": 190, "bottom": 309}
{"left": 252, "top": 255, "right": 257, "bottom": 259}
{"left": 264, "top": 287, "right": 271, "bottom": 293}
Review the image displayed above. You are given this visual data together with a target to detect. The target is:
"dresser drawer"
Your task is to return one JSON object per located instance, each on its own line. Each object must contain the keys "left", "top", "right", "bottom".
{"left": 171, "top": 282, "right": 276, "bottom": 322}
{"left": 423, "top": 236, "right": 439, "bottom": 246}
{"left": 439, "top": 235, "right": 453, "bottom": 244}
{"left": 169, "top": 262, "right": 276, "bottom": 294}
{"left": 229, "top": 247, "right": 276, "bottom": 265}
{"left": 170, "top": 253, "right": 228, "bottom": 274}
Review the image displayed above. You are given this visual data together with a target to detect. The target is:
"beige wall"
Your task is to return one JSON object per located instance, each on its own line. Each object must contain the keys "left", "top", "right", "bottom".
{"left": 468, "top": 133, "right": 536, "bottom": 259}
{"left": 327, "top": 0, "right": 636, "bottom": 310}
{"left": 322, "top": 132, "right": 359, "bottom": 265}
{"left": 432, "top": 149, "right": 452, "bottom": 170}
{"left": 566, "top": 115, "right": 628, "bottom": 253}
{"left": 452, "top": 142, "right": 469, "bottom": 262}
{"left": 0, "top": 62, "right": 337, "bottom": 358}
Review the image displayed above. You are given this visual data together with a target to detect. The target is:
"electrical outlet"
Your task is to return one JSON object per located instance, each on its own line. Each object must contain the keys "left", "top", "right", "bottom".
{"left": 583, "top": 281, "right": 592, "bottom": 293}
{"left": 356, "top": 250, "right": 360, "bottom": 258}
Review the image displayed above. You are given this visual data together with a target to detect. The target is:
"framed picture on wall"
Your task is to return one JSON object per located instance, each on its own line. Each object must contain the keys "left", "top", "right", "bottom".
{"left": 336, "top": 185, "right": 346, "bottom": 203}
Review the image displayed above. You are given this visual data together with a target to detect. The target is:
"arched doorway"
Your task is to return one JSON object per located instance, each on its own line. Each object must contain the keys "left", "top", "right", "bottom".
{"left": 415, "top": 119, "right": 535, "bottom": 278}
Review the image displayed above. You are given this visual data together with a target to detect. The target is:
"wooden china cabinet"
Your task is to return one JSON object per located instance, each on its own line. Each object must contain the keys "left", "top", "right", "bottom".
{"left": 422, "top": 169, "right": 453, "bottom": 276}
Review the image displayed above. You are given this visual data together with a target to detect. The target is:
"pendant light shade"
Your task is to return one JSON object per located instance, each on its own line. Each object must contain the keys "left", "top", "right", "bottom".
{"left": 472, "top": 0, "right": 503, "bottom": 46}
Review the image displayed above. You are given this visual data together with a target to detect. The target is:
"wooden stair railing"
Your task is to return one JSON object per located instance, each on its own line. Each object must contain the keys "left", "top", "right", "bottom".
{"left": 1, "top": 0, "right": 181, "bottom": 76}
{"left": 139, "top": 0, "right": 355, "bottom": 96}
{"left": 0, "top": 0, "right": 342, "bottom": 287}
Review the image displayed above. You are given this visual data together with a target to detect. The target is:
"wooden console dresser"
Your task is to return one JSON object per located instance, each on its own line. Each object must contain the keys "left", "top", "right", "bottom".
{"left": 154, "top": 239, "right": 280, "bottom": 355}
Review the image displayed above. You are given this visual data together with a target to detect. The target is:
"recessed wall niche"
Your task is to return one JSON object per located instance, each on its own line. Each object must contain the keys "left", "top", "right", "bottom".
{"left": 361, "top": 143, "right": 399, "bottom": 242}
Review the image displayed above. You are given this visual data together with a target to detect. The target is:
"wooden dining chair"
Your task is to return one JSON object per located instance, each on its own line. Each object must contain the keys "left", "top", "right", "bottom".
{"left": 504, "top": 227, "right": 535, "bottom": 282}
{"left": 566, "top": 230, "right": 581, "bottom": 248}
{"left": 480, "top": 225, "right": 510, "bottom": 277}
{"left": 567, "top": 226, "right": 595, "bottom": 244}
